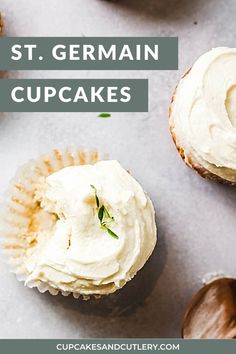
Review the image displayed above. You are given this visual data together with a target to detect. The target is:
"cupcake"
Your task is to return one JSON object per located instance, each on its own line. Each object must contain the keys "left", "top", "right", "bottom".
{"left": 0, "top": 149, "right": 157, "bottom": 298}
{"left": 182, "top": 277, "right": 236, "bottom": 339}
{"left": 169, "top": 47, "right": 236, "bottom": 184}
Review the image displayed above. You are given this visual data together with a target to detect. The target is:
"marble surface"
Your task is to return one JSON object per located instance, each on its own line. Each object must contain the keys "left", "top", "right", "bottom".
{"left": 0, "top": 0, "right": 236, "bottom": 339}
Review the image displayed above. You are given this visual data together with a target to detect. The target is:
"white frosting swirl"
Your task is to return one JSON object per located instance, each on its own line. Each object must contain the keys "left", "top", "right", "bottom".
{"left": 170, "top": 47, "right": 236, "bottom": 182}
{"left": 25, "top": 160, "right": 157, "bottom": 295}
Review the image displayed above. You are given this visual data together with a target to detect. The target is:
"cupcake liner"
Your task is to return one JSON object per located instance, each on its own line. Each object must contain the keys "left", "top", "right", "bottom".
{"left": 0, "top": 148, "right": 105, "bottom": 299}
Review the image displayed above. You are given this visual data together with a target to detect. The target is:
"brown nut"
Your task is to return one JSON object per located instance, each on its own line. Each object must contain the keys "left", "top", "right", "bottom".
{"left": 182, "top": 278, "right": 236, "bottom": 339}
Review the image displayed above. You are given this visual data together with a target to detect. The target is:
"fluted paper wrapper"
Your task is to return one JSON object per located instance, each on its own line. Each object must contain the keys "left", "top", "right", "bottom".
{"left": 0, "top": 148, "right": 104, "bottom": 299}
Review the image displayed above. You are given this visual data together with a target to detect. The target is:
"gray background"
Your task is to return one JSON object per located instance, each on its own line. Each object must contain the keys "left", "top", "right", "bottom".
{"left": 0, "top": 0, "right": 236, "bottom": 339}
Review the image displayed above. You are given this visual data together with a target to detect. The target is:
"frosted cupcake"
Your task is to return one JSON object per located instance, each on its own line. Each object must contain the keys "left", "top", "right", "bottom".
{"left": 169, "top": 47, "right": 236, "bottom": 184}
{"left": 1, "top": 149, "right": 157, "bottom": 298}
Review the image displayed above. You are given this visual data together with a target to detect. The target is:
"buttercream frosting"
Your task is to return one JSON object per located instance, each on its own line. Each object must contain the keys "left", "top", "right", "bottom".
{"left": 170, "top": 47, "right": 236, "bottom": 182}
{"left": 24, "top": 160, "right": 157, "bottom": 295}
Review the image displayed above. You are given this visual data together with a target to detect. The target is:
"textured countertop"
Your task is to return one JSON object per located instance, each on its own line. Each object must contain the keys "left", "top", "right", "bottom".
{"left": 0, "top": 0, "right": 236, "bottom": 339}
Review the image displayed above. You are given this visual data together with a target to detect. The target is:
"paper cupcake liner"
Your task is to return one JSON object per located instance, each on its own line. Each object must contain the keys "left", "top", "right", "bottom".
{"left": 0, "top": 148, "right": 105, "bottom": 299}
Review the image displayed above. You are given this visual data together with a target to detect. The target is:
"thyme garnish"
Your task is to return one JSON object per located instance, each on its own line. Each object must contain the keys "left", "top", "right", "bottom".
{"left": 90, "top": 185, "right": 119, "bottom": 239}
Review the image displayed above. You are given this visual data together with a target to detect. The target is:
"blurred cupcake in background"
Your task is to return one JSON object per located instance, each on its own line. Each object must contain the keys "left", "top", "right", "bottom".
{"left": 0, "top": 149, "right": 157, "bottom": 299}
{"left": 182, "top": 277, "right": 236, "bottom": 338}
{"left": 169, "top": 47, "right": 236, "bottom": 184}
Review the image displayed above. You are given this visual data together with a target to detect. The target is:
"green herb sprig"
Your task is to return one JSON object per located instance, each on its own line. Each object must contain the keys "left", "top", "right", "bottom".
{"left": 91, "top": 185, "right": 119, "bottom": 239}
